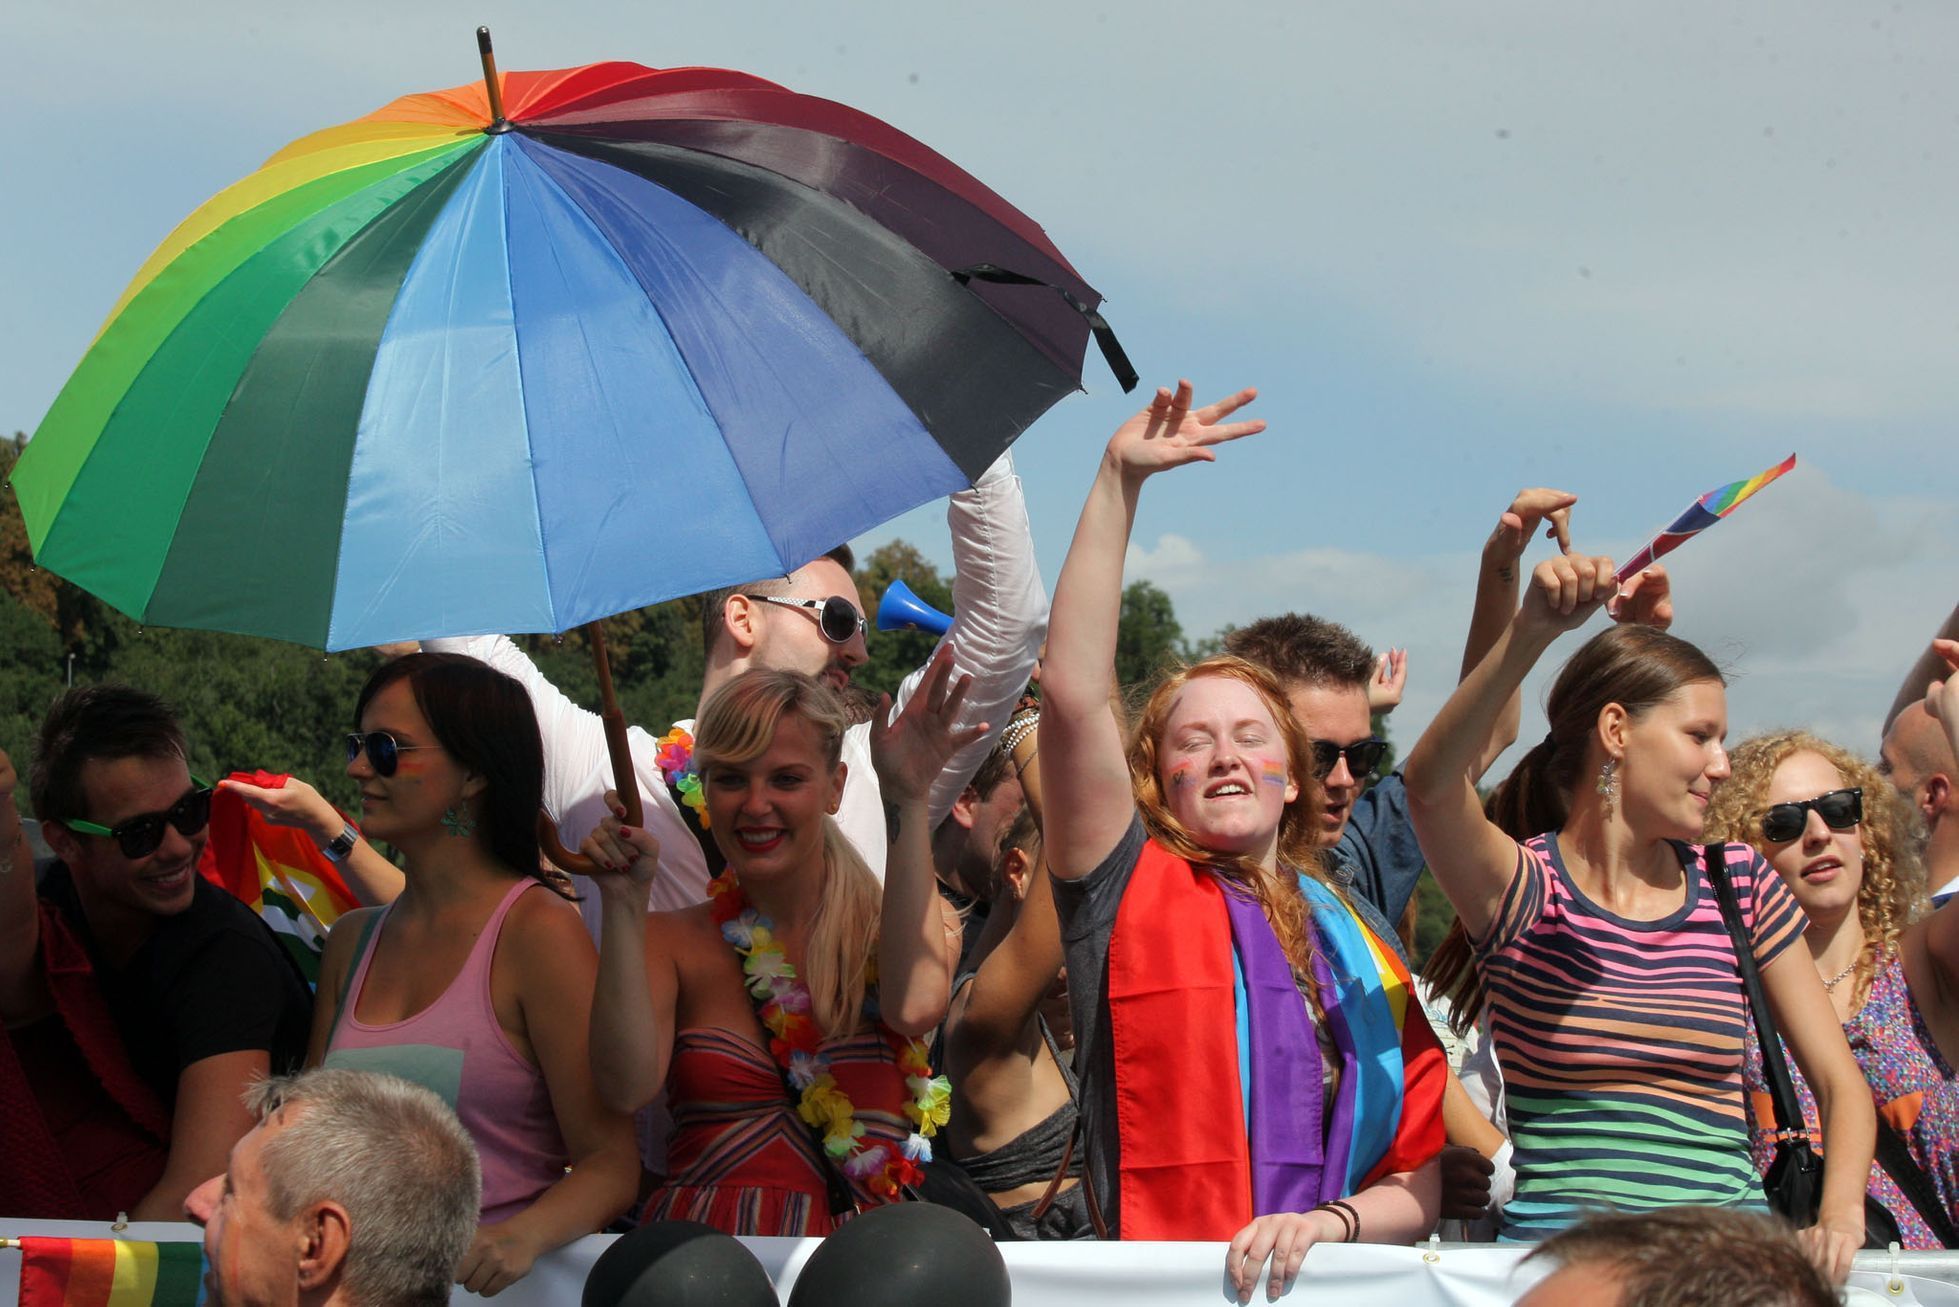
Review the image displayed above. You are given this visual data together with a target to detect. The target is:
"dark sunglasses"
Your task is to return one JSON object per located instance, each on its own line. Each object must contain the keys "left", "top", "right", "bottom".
{"left": 64, "top": 778, "right": 214, "bottom": 859}
{"left": 346, "top": 731, "right": 441, "bottom": 778}
{"left": 1310, "top": 737, "right": 1389, "bottom": 780}
{"left": 752, "top": 594, "right": 867, "bottom": 645}
{"left": 1761, "top": 787, "right": 1863, "bottom": 844}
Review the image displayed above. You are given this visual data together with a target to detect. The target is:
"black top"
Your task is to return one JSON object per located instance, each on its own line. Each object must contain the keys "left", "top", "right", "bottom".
{"left": 37, "top": 861, "right": 314, "bottom": 1110}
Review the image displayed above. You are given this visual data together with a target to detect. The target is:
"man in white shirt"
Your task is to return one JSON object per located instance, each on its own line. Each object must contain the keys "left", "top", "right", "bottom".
{"left": 427, "top": 452, "right": 1045, "bottom": 917}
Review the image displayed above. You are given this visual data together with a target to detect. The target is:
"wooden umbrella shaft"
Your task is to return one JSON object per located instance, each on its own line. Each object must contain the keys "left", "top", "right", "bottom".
{"left": 538, "top": 619, "right": 643, "bottom": 875}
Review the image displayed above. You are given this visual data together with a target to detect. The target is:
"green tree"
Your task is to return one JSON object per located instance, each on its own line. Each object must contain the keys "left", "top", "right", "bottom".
{"left": 1115, "top": 579, "right": 1183, "bottom": 691}
{"left": 852, "top": 541, "right": 955, "bottom": 706}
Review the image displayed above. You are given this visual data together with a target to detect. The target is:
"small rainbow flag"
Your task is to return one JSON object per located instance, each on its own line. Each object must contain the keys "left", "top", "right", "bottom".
{"left": 11, "top": 1237, "right": 204, "bottom": 1307}
{"left": 198, "top": 771, "right": 360, "bottom": 987}
{"left": 1615, "top": 453, "right": 1797, "bottom": 583}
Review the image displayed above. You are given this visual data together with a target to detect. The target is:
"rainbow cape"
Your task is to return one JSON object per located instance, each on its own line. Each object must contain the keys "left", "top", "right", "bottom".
{"left": 197, "top": 771, "right": 360, "bottom": 986}
{"left": 12, "top": 1238, "right": 204, "bottom": 1307}
{"left": 1104, "top": 840, "right": 1445, "bottom": 1239}
{"left": 1615, "top": 453, "right": 1796, "bottom": 582}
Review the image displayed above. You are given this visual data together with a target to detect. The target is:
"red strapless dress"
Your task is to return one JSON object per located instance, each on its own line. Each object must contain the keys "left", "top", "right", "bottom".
{"left": 642, "top": 1027, "right": 915, "bottom": 1236}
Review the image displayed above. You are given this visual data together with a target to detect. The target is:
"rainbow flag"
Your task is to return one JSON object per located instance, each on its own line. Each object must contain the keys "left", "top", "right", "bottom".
{"left": 13, "top": 1238, "right": 204, "bottom": 1307}
{"left": 1615, "top": 453, "right": 1797, "bottom": 582}
{"left": 198, "top": 771, "right": 361, "bottom": 987}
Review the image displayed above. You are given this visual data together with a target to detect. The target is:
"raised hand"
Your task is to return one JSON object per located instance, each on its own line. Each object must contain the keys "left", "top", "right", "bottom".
{"left": 578, "top": 789, "right": 661, "bottom": 896}
{"left": 871, "top": 645, "right": 991, "bottom": 806}
{"left": 1608, "top": 564, "right": 1674, "bottom": 630}
{"left": 1488, "top": 487, "right": 1578, "bottom": 565}
{"left": 1104, "top": 379, "right": 1264, "bottom": 483}
{"left": 1518, "top": 552, "right": 1618, "bottom": 638}
{"left": 1368, "top": 648, "right": 1408, "bottom": 713}
{"left": 218, "top": 773, "right": 343, "bottom": 845}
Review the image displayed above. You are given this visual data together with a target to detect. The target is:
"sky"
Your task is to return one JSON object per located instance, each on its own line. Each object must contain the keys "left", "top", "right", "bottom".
{"left": 5, "top": 0, "right": 1956, "bottom": 769}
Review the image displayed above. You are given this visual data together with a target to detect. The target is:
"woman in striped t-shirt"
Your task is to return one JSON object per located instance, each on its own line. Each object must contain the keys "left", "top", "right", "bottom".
{"left": 1403, "top": 553, "right": 1873, "bottom": 1283}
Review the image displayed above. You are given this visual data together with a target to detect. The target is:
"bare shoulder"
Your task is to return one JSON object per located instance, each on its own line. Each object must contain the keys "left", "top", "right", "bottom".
{"left": 649, "top": 901, "right": 719, "bottom": 945}
{"left": 503, "top": 882, "right": 597, "bottom": 961}
{"left": 322, "top": 905, "right": 381, "bottom": 963}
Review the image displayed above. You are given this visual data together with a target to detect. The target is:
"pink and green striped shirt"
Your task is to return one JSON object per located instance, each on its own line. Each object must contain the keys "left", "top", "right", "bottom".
{"left": 1473, "top": 834, "right": 1806, "bottom": 1240}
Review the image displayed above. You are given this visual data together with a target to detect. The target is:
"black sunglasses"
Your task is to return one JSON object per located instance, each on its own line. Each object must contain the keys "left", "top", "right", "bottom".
{"left": 346, "top": 731, "right": 441, "bottom": 778}
{"left": 64, "top": 779, "right": 214, "bottom": 859}
{"left": 751, "top": 594, "right": 867, "bottom": 645}
{"left": 1761, "top": 787, "right": 1863, "bottom": 844}
{"left": 1310, "top": 737, "right": 1389, "bottom": 781}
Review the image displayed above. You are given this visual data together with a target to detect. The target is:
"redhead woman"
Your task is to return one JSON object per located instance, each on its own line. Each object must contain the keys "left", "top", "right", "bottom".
{"left": 1401, "top": 556, "right": 1875, "bottom": 1282}
{"left": 1040, "top": 383, "right": 1445, "bottom": 1304}
{"left": 582, "top": 657, "right": 972, "bottom": 1234}
{"left": 310, "top": 653, "right": 637, "bottom": 1296}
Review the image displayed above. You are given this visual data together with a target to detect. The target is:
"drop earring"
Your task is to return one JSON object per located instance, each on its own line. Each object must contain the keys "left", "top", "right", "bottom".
{"left": 1596, "top": 758, "right": 1620, "bottom": 820}
{"left": 442, "top": 804, "right": 477, "bottom": 838}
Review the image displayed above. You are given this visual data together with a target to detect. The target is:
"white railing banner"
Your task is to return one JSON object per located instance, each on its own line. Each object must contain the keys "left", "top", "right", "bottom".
{"left": 7, "top": 1220, "right": 1959, "bottom": 1306}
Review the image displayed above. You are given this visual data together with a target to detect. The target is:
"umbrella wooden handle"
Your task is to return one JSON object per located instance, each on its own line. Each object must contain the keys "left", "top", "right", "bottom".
{"left": 540, "top": 618, "right": 645, "bottom": 877}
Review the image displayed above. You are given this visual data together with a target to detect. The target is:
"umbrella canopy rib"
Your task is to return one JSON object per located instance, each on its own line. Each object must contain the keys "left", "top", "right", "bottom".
{"left": 144, "top": 153, "right": 481, "bottom": 646}
{"left": 515, "top": 137, "right": 971, "bottom": 581}
{"left": 525, "top": 82, "right": 1075, "bottom": 271}
{"left": 498, "top": 137, "right": 789, "bottom": 631}
{"left": 26, "top": 146, "right": 482, "bottom": 623}
{"left": 328, "top": 143, "right": 554, "bottom": 649}
{"left": 104, "top": 133, "right": 480, "bottom": 333}
{"left": 531, "top": 132, "right": 1079, "bottom": 482}
{"left": 19, "top": 143, "right": 478, "bottom": 547}
{"left": 541, "top": 117, "right": 1093, "bottom": 378}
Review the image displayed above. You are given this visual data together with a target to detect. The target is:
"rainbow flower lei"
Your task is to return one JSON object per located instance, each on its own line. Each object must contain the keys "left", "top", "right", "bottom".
{"left": 706, "top": 870, "right": 952, "bottom": 1202}
{"left": 655, "top": 725, "right": 708, "bottom": 828}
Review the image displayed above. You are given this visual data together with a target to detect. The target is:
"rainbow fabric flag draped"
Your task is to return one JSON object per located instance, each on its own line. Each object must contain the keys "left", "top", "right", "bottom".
{"left": 1614, "top": 453, "right": 1797, "bottom": 582}
{"left": 12, "top": 1238, "right": 204, "bottom": 1307}
{"left": 197, "top": 771, "right": 359, "bottom": 986}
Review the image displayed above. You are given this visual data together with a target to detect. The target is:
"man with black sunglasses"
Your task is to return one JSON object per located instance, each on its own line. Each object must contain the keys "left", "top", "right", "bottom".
{"left": 0, "top": 686, "right": 311, "bottom": 1222}
{"left": 425, "top": 452, "right": 1044, "bottom": 914}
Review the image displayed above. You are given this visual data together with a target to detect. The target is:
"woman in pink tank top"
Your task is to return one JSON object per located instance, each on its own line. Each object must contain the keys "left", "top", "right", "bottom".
{"left": 308, "top": 654, "right": 636, "bottom": 1296}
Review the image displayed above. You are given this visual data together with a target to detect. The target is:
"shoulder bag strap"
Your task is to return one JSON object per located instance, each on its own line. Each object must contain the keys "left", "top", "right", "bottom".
{"left": 1699, "top": 843, "right": 1808, "bottom": 1141}
{"left": 1873, "top": 1115, "right": 1959, "bottom": 1247}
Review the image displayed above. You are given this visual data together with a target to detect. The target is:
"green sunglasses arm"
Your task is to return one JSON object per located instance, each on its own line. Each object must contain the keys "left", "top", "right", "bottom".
{"left": 63, "top": 775, "right": 213, "bottom": 838}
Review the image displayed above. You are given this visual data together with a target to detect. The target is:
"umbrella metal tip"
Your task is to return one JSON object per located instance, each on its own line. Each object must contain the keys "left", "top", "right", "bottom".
{"left": 477, "top": 26, "right": 493, "bottom": 51}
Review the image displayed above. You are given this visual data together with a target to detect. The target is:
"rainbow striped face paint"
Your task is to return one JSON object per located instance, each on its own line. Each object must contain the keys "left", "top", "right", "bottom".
{"left": 1258, "top": 758, "right": 1288, "bottom": 788}
{"left": 1167, "top": 761, "right": 1199, "bottom": 791}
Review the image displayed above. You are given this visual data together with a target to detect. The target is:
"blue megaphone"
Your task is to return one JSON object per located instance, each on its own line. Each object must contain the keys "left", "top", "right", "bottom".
{"left": 876, "top": 579, "right": 953, "bottom": 636}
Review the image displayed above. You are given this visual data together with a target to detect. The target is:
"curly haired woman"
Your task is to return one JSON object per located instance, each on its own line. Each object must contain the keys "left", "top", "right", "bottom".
{"left": 1706, "top": 730, "right": 1959, "bottom": 1247}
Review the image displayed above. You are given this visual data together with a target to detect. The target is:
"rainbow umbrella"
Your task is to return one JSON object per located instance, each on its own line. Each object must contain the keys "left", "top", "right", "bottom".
{"left": 1614, "top": 453, "right": 1797, "bottom": 582}
{"left": 10, "top": 31, "right": 1131, "bottom": 653}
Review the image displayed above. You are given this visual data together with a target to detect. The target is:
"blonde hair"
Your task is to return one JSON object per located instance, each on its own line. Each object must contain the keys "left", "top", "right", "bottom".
{"left": 695, "top": 670, "right": 880, "bottom": 1041}
{"left": 1704, "top": 730, "right": 1926, "bottom": 1005}
{"left": 1128, "top": 655, "right": 1334, "bottom": 1019}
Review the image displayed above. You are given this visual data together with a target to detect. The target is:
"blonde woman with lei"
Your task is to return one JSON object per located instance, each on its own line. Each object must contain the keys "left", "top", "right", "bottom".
{"left": 1702, "top": 686, "right": 1959, "bottom": 1245}
{"left": 1402, "top": 550, "right": 1875, "bottom": 1284}
{"left": 580, "top": 656, "right": 974, "bottom": 1234}
{"left": 1041, "top": 382, "right": 1445, "bottom": 1305}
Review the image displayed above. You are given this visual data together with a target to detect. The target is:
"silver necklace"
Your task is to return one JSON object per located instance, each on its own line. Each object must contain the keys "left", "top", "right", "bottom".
{"left": 1820, "top": 957, "right": 1858, "bottom": 991}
